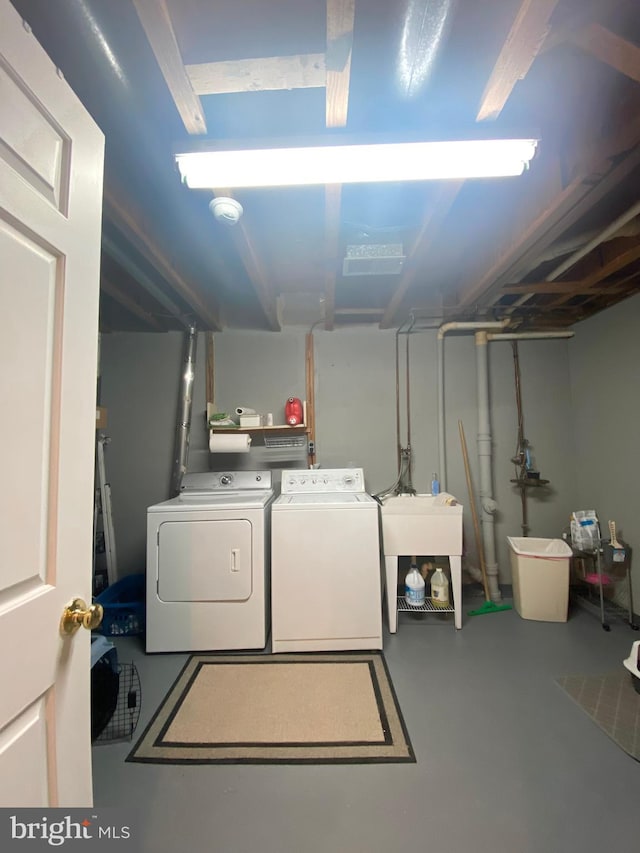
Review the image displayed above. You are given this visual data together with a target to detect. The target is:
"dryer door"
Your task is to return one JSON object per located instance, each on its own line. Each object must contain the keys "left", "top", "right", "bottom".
{"left": 158, "top": 519, "right": 252, "bottom": 602}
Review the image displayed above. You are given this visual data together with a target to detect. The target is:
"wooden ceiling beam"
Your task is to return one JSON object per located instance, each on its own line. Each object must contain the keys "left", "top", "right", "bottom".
{"left": 326, "top": 0, "right": 355, "bottom": 128}
{"left": 457, "top": 113, "right": 640, "bottom": 309}
{"left": 132, "top": 0, "right": 207, "bottom": 134}
{"left": 323, "top": 184, "right": 343, "bottom": 331}
{"left": 379, "top": 181, "right": 464, "bottom": 329}
{"left": 570, "top": 24, "right": 640, "bottom": 84}
{"left": 103, "top": 185, "right": 222, "bottom": 330}
{"left": 186, "top": 54, "right": 326, "bottom": 96}
{"left": 213, "top": 190, "right": 280, "bottom": 331}
{"left": 501, "top": 281, "right": 584, "bottom": 294}
{"left": 100, "top": 275, "right": 165, "bottom": 331}
{"left": 539, "top": 0, "right": 623, "bottom": 56}
{"left": 476, "top": 0, "right": 561, "bottom": 122}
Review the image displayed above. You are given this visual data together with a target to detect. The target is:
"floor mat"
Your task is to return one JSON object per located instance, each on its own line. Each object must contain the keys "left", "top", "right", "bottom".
{"left": 128, "top": 652, "right": 415, "bottom": 765}
{"left": 556, "top": 671, "right": 640, "bottom": 761}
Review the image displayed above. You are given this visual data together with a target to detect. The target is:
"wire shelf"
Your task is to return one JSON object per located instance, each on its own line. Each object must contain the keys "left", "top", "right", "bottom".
{"left": 397, "top": 596, "right": 455, "bottom": 614}
{"left": 264, "top": 435, "right": 307, "bottom": 449}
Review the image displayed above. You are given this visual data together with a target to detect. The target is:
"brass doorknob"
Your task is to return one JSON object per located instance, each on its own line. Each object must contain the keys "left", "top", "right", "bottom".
{"left": 60, "top": 598, "right": 103, "bottom": 635}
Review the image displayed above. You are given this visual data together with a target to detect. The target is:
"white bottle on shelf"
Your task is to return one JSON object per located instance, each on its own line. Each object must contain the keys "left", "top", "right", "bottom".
{"left": 405, "top": 557, "right": 425, "bottom": 607}
{"left": 430, "top": 567, "right": 450, "bottom": 608}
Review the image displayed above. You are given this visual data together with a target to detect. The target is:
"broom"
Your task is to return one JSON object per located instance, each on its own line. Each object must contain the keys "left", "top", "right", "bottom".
{"left": 458, "top": 419, "right": 511, "bottom": 616}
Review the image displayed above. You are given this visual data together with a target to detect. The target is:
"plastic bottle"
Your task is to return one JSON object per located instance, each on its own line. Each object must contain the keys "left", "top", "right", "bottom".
{"left": 431, "top": 472, "right": 440, "bottom": 496}
{"left": 430, "top": 567, "right": 449, "bottom": 608}
{"left": 405, "top": 557, "right": 425, "bottom": 607}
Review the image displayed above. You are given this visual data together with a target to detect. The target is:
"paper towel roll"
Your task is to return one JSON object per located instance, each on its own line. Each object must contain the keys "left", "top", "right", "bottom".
{"left": 209, "top": 433, "right": 252, "bottom": 453}
{"left": 235, "top": 406, "right": 257, "bottom": 416}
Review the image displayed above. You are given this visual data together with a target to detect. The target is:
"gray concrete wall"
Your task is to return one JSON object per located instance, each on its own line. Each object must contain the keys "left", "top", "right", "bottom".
{"left": 569, "top": 293, "right": 640, "bottom": 609}
{"left": 101, "top": 326, "right": 576, "bottom": 584}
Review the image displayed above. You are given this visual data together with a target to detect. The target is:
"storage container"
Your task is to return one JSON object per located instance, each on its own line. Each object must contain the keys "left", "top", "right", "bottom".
{"left": 507, "top": 537, "right": 572, "bottom": 622}
{"left": 95, "top": 573, "right": 145, "bottom": 636}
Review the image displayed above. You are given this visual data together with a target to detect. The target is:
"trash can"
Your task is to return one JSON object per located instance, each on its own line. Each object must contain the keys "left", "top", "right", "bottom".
{"left": 507, "top": 537, "right": 573, "bottom": 622}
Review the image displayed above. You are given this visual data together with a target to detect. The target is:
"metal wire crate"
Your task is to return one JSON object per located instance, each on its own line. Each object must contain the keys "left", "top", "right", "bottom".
{"left": 93, "top": 662, "right": 141, "bottom": 745}
{"left": 264, "top": 434, "right": 307, "bottom": 449}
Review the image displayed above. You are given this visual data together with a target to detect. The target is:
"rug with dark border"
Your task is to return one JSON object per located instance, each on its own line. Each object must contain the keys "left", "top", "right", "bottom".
{"left": 556, "top": 671, "right": 640, "bottom": 761}
{"left": 127, "top": 652, "right": 415, "bottom": 765}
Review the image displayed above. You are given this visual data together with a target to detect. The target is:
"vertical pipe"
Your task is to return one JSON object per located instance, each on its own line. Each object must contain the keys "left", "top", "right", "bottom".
{"left": 170, "top": 324, "right": 198, "bottom": 497}
{"left": 475, "top": 331, "right": 501, "bottom": 601}
{"left": 437, "top": 334, "right": 446, "bottom": 490}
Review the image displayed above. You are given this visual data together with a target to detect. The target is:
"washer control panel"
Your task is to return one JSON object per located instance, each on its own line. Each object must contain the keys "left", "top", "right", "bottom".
{"left": 281, "top": 468, "right": 364, "bottom": 494}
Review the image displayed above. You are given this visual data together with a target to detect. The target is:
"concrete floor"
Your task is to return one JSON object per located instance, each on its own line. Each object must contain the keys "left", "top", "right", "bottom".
{"left": 92, "top": 596, "right": 640, "bottom": 853}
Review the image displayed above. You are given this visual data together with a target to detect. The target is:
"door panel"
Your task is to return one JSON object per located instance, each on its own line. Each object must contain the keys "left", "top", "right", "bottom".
{"left": 0, "top": 0, "right": 104, "bottom": 807}
{"left": 158, "top": 519, "right": 253, "bottom": 602}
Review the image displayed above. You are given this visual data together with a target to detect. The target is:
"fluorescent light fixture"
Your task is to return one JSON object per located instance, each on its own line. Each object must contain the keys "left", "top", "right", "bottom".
{"left": 175, "top": 138, "right": 538, "bottom": 189}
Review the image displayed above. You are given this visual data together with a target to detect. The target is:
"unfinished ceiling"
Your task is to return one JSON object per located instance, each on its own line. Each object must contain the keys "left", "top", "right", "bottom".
{"left": 11, "top": 0, "right": 640, "bottom": 332}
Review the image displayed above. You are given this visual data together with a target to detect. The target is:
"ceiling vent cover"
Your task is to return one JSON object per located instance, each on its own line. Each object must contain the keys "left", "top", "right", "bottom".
{"left": 342, "top": 243, "right": 405, "bottom": 276}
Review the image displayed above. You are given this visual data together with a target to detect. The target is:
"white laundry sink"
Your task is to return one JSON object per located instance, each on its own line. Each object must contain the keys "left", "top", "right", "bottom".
{"left": 380, "top": 493, "right": 463, "bottom": 556}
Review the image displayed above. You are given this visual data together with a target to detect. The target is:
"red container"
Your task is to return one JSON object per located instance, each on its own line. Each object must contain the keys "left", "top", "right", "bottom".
{"left": 285, "top": 397, "right": 303, "bottom": 425}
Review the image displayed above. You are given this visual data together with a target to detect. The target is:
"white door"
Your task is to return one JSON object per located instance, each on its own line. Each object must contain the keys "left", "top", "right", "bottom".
{"left": 0, "top": 1, "right": 104, "bottom": 806}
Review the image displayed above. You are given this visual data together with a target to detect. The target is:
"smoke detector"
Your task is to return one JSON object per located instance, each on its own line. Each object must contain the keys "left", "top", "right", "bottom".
{"left": 209, "top": 197, "right": 243, "bottom": 226}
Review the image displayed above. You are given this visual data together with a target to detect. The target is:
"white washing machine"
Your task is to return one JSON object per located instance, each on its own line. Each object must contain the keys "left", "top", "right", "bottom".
{"left": 146, "top": 470, "right": 274, "bottom": 652}
{"left": 271, "top": 468, "right": 382, "bottom": 652}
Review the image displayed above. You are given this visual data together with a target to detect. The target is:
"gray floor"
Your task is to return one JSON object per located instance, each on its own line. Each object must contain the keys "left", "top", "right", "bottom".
{"left": 93, "top": 595, "right": 640, "bottom": 853}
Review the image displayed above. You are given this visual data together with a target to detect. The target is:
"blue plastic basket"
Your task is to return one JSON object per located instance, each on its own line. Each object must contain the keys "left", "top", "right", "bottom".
{"left": 95, "top": 574, "right": 145, "bottom": 637}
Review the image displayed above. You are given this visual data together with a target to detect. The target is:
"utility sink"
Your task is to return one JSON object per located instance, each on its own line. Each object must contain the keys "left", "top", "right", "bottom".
{"left": 380, "top": 492, "right": 463, "bottom": 556}
{"left": 380, "top": 492, "right": 464, "bottom": 632}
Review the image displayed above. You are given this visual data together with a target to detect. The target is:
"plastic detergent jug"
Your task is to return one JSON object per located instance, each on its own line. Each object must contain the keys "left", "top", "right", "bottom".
{"left": 430, "top": 567, "right": 450, "bottom": 608}
{"left": 285, "top": 397, "right": 303, "bottom": 425}
{"left": 405, "top": 557, "right": 425, "bottom": 607}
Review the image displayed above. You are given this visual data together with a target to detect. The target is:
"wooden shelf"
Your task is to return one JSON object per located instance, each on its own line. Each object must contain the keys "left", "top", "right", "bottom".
{"left": 210, "top": 425, "right": 308, "bottom": 435}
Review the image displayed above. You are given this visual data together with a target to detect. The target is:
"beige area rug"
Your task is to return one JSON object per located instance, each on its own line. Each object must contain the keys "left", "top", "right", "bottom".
{"left": 128, "top": 652, "right": 415, "bottom": 764}
{"left": 556, "top": 671, "right": 640, "bottom": 761}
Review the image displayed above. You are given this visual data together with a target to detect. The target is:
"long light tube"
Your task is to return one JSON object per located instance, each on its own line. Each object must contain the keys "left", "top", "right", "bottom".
{"left": 175, "top": 138, "right": 538, "bottom": 189}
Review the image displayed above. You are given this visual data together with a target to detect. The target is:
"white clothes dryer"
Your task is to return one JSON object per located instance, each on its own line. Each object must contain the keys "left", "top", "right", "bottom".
{"left": 146, "top": 470, "right": 274, "bottom": 652}
{"left": 271, "top": 468, "right": 383, "bottom": 652}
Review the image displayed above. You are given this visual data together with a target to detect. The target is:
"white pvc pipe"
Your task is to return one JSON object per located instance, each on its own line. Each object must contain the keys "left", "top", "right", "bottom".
{"left": 437, "top": 320, "right": 507, "bottom": 489}
{"left": 487, "top": 331, "right": 575, "bottom": 341}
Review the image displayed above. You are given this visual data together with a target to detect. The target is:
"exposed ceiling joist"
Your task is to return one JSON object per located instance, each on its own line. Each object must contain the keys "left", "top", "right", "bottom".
{"left": 185, "top": 53, "right": 326, "bottom": 96}
{"left": 132, "top": 0, "right": 207, "bottom": 134}
{"left": 540, "top": 0, "right": 625, "bottom": 56}
{"left": 326, "top": 0, "right": 355, "bottom": 128}
{"left": 213, "top": 190, "right": 280, "bottom": 331}
{"left": 460, "top": 114, "right": 640, "bottom": 310}
{"left": 476, "top": 0, "right": 561, "bottom": 121}
{"left": 100, "top": 275, "right": 165, "bottom": 331}
{"left": 103, "top": 185, "right": 222, "bottom": 330}
{"left": 379, "top": 181, "right": 464, "bottom": 329}
{"left": 501, "top": 280, "right": 584, "bottom": 294}
{"left": 571, "top": 24, "right": 640, "bottom": 84}
{"left": 323, "top": 184, "right": 343, "bottom": 331}
{"left": 580, "top": 234, "right": 640, "bottom": 289}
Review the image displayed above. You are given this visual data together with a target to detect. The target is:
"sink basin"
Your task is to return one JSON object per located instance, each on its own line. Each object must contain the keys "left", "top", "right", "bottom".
{"left": 380, "top": 492, "right": 463, "bottom": 556}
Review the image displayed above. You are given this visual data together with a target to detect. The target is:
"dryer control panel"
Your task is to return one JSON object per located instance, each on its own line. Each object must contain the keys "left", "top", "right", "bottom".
{"left": 281, "top": 468, "right": 365, "bottom": 494}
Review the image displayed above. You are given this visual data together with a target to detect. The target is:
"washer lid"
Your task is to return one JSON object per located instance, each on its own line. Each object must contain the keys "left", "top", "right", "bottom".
{"left": 274, "top": 492, "right": 375, "bottom": 508}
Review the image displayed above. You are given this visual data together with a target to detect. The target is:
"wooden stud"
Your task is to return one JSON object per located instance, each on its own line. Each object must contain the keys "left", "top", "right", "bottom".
{"left": 326, "top": 0, "right": 355, "bottom": 128}
{"left": 132, "top": 0, "right": 207, "bottom": 134}
{"left": 571, "top": 24, "right": 640, "bottom": 84}
{"left": 206, "top": 332, "right": 215, "bottom": 408}
{"left": 305, "top": 332, "right": 316, "bottom": 466}
{"left": 476, "top": 0, "right": 561, "bottom": 121}
{"left": 186, "top": 54, "right": 326, "bottom": 96}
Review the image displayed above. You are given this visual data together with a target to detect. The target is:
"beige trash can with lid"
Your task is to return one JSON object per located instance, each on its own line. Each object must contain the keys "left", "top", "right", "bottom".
{"left": 507, "top": 537, "right": 573, "bottom": 622}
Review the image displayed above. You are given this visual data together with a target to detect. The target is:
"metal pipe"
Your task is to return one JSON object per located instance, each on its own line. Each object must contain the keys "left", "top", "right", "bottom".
{"left": 170, "top": 325, "right": 198, "bottom": 497}
{"left": 436, "top": 320, "right": 507, "bottom": 489}
{"left": 546, "top": 200, "right": 640, "bottom": 281}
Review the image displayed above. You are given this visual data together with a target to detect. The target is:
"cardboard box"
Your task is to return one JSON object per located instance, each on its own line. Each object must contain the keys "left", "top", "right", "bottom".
{"left": 96, "top": 406, "right": 107, "bottom": 429}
